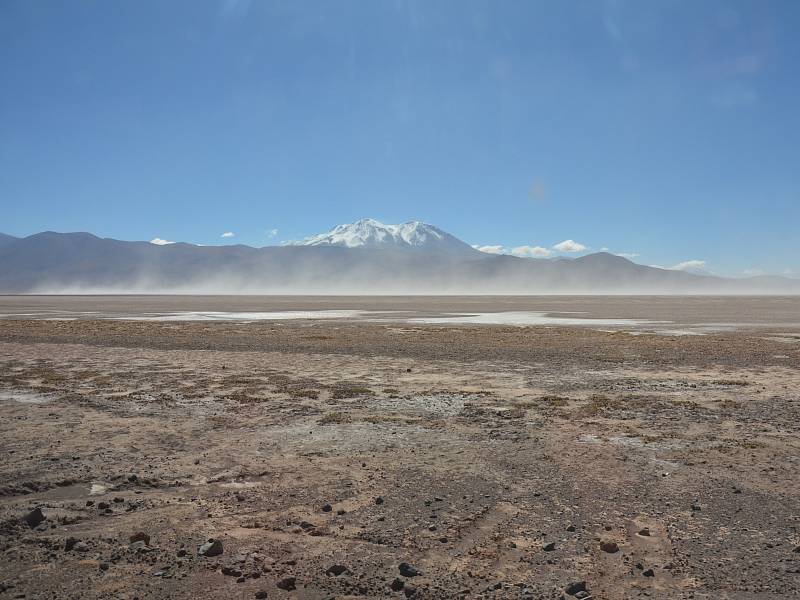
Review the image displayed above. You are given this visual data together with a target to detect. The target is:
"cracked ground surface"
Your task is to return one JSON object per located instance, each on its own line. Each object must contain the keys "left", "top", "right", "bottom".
{"left": 0, "top": 297, "right": 799, "bottom": 599}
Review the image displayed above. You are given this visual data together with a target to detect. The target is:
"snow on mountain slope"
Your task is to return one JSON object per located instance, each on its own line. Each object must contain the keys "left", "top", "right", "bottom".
{"left": 292, "top": 219, "right": 478, "bottom": 254}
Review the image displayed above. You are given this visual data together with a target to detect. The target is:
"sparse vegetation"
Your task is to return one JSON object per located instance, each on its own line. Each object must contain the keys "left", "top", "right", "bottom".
{"left": 331, "top": 386, "right": 374, "bottom": 399}
{"left": 318, "top": 411, "right": 351, "bottom": 425}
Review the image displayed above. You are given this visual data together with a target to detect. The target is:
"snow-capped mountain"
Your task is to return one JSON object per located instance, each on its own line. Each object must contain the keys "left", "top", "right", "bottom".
{"left": 292, "top": 218, "right": 478, "bottom": 255}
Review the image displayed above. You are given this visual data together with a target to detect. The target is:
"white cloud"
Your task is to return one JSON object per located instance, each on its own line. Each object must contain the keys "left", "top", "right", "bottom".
{"left": 221, "top": 231, "right": 235, "bottom": 238}
{"left": 511, "top": 245, "right": 552, "bottom": 258}
{"left": 743, "top": 268, "right": 764, "bottom": 277}
{"left": 670, "top": 260, "right": 707, "bottom": 272}
{"left": 553, "top": 239, "right": 587, "bottom": 253}
{"left": 267, "top": 228, "right": 279, "bottom": 238}
{"left": 473, "top": 244, "right": 505, "bottom": 255}
{"left": 615, "top": 252, "right": 640, "bottom": 259}
{"left": 150, "top": 238, "right": 175, "bottom": 246}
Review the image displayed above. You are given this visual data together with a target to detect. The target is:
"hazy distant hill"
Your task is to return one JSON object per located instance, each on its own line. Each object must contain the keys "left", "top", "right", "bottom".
{"left": 0, "top": 224, "right": 798, "bottom": 294}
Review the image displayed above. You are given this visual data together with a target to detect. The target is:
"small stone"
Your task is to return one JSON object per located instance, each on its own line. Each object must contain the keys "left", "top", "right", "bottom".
{"left": 600, "top": 541, "right": 619, "bottom": 553}
{"left": 566, "top": 525, "right": 576, "bottom": 532}
{"left": 177, "top": 548, "right": 187, "bottom": 557}
{"left": 691, "top": 503, "right": 701, "bottom": 512}
{"left": 399, "top": 562, "right": 421, "bottom": 577}
{"left": 222, "top": 566, "right": 243, "bottom": 577}
{"left": 64, "top": 537, "right": 78, "bottom": 551}
{"left": 321, "top": 504, "right": 332, "bottom": 513}
{"left": 326, "top": 565, "right": 348, "bottom": 576}
{"left": 403, "top": 584, "right": 417, "bottom": 598}
{"left": 237, "top": 576, "right": 246, "bottom": 583}
{"left": 255, "top": 592, "right": 269, "bottom": 599}
{"left": 198, "top": 539, "right": 223, "bottom": 557}
{"left": 375, "top": 496, "right": 384, "bottom": 505}
{"left": 390, "top": 578, "right": 405, "bottom": 591}
{"left": 99, "top": 563, "right": 109, "bottom": 571}
{"left": 564, "top": 581, "right": 587, "bottom": 596}
{"left": 97, "top": 502, "right": 110, "bottom": 510}
{"left": 73, "top": 541, "right": 89, "bottom": 552}
{"left": 129, "top": 541, "right": 150, "bottom": 552}
{"left": 127, "top": 473, "right": 138, "bottom": 482}
{"left": 638, "top": 528, "right": 651, "bottom": 537}
{"left": 130, "top": 532, "right": 150, "bottom": 545}
{"left": 643, "top": 568, "right": 655, "bottom": 577}
{"left": 276, "top": 577, "right": 296, "bottom": 591}
{"left": 542, "top": 542, "right": 556, "bottom": 552}
{"left": 22, "top": 508, "right": 45, "bottom": 528}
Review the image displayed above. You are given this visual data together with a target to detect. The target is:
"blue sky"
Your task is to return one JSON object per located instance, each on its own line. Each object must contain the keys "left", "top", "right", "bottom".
{"left": 1, "top": 1, "right": 798, "bottom": 276}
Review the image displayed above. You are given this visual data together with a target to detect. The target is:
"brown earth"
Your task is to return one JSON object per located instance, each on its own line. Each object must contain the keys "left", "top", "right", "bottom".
{"left": 1, "top": 307, "right": 799, "bottom": 599}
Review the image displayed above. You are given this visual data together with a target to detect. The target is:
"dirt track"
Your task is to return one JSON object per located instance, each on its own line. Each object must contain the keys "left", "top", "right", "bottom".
{"left": 1, "top": 310, "right": 799, "bottom": 599}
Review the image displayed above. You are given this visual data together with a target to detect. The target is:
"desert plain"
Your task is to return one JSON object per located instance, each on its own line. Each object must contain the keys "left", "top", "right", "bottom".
{"left": 0, "top": 296, "right": 798, "bottom": 600}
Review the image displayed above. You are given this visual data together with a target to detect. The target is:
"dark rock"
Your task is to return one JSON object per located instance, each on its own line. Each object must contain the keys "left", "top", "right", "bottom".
{"left": 375, "top": 496, "right": 385, "bottom": 505}
{"left": 198, "top": 539, "right": 223, "bottom": 557}
{"left": 321, "top": 504, "right": 332, "bottom": 513}
{"left": 326, "top": 564, "right": 349, "bottom": 576}
{"left": 22, "top": 508, "right": 45, "bottom": 528}
{"left": 643, "top": 568, "right": 655, "bottom": 577}
{"left": 255, "top": 592, "right": 269, "bottom": 599}
{"left": 600, "top": 541, "right": 619, "bottom": 553}
{"left": 97, "top": 502, "right": 110, "bottom": 510}
{"left": 73, "top": 541, "right": 89, "bottom": 552}
{"left": 177, "top": 549, "right": 187, "bottom": 557}
{"left": 566, "top": 525, "right": 576, "bottom": 532}
{"left": 542, "top": 542, "right": 556, "bottom": 552}
{"left": 390, "top": 578, "right": 405, "bottom": 591}
{"left": 399, "top": 562, "right": 421, "bottom": 577}
{"left": 99, "top": 562, "right": 109, "bottom": 571}
{"left": 638, "top": 528, "right": 651, "bottom": 537}
{"left": 564, "top": 581, "right": 587, "bottom": 596}
{"left": 276, "top": 577, "right": 296, "bottom": 591}
{"left": 64, "top": 537, "right": 78, "bottom": 551}
{"left": 222, "top": 566, "right": 243, "bottom": 577}
{"left": 403, "top": 584, "right": 417, "bottom": 598}
{"left": 237, "top": 576, "right": 246, "bottom": 583}
{"left": 130, "top": 532, "right": 150, "bottom": 545}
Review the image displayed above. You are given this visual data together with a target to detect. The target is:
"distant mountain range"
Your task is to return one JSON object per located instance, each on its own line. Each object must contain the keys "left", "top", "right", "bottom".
{"left": 0, "top": 220, "right": 797, "bottom": 294}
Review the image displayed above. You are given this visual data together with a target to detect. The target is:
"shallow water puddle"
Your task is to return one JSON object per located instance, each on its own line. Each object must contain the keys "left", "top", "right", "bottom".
{"left": 0, "top": 391, "right": 51, "bottom": 404}
{"left": 112, "top": 310, "right": 368, "bottom": 321}
{"left": 407, "top": 311, "right": 665, "bottom": 328}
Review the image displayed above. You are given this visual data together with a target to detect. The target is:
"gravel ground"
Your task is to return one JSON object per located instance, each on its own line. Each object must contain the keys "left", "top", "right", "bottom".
{"left": 0, "top": 297, "right": 799, "bottom": 599}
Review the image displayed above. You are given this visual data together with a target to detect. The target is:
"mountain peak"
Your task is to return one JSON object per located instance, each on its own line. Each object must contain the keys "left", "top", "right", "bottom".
{"left": 291, "top": 219, "right": 476, "bottom": 254}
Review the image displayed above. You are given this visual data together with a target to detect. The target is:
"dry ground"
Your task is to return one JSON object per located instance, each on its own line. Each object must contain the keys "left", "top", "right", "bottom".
{"left": 0, "top": 316, "right": 799, "bottom": 599}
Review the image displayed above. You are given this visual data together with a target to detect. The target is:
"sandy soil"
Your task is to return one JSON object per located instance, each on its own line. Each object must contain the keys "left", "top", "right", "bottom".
{"left": 1, "top": 299, "right": 799, "bottom": 599}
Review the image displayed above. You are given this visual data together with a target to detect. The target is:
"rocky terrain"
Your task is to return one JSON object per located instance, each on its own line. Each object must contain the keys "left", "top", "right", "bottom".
{"left": 1, "top": 303, "right": 799, "bottom": 599}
